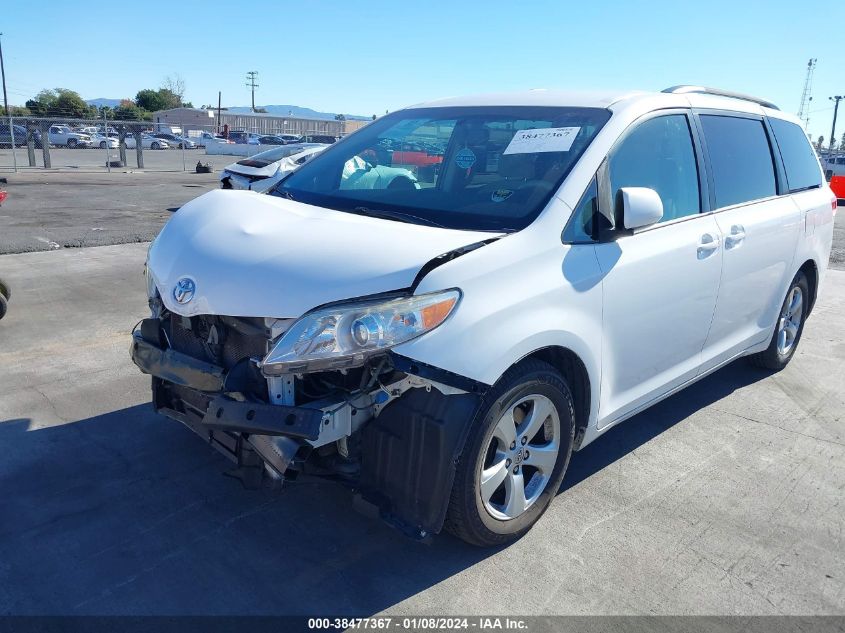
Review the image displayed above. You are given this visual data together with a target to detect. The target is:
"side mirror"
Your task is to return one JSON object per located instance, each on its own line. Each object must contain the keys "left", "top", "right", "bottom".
{"left": 621, "top": 187, "right": 663, "bottom": 230}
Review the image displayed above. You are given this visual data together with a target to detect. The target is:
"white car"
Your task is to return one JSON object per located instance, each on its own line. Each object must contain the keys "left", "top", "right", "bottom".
{"left": 89, "top": 133, "right": 119, "bottom": 150}
{"left": 124, "top": 134, "right": 169, "bottom": 150}
{"left": 824, "top": 155, "right": 845, "bottom": 178}
{"left": 219, "top": 144, "right": 328, "bottom": 192}
{"left": 133, "top": 86, "right": 835, "bottom": 546}
{"left": 47, "top": 125, "right": 94, "bottom": 148}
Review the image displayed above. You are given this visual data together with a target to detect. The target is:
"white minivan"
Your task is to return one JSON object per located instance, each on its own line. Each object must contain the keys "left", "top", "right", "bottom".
{"left": 133, "top": 86, "right": 835, "bottom": 546}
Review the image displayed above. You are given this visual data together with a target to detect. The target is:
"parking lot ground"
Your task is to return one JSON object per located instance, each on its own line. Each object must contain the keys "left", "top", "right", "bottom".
{"left": 0, "top": 170, "right": 219, "bottom": 254}
{"left": 0, "top": 243, "right": 843, "bottom": 616}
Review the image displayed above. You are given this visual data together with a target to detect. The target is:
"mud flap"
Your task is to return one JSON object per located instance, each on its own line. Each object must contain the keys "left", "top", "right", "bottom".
{"left": 359, "top": 387, "right": 480, "bottom": 538}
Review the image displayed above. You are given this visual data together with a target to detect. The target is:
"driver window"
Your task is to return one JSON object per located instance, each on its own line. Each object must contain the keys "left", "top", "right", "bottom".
{"left": 608, "top": 114, "right": 700, "bottom": 223}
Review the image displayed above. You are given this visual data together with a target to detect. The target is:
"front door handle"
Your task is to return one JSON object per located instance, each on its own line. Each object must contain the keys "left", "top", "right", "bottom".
{"left": 697, "top": 232, "right": 720, "bottom": 259}
{"left": 725, "top": 224, "right": 746, "bottom": 248}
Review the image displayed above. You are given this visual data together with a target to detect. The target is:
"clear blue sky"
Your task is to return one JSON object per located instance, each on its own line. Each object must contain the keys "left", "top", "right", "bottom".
{"left": 2, "top": 0, "right": 844, "bottom": 140}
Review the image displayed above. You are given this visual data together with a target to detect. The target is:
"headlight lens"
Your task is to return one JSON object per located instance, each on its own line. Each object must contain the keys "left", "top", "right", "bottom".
{"left": 261, "top": 289, "right": 460, "bottom": 375}
{"left": 144, "top": 242, "right": 158, "bottom": 300}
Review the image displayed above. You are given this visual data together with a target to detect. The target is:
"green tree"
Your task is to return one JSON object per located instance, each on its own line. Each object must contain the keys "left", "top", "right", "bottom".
{"left": 135, "top": 89, "right": 167, "bottom": 112}
{"left": 9, "top": 105, "right": 31, "bottom": 116}
{"left": 816, "top": 136, "right": 825, "bottom": 150}
{"left": 114, "top": 99, "right": 148, "bottom": 121}
{"left": 25, "top": 88, "right": 95, "bottom": 118}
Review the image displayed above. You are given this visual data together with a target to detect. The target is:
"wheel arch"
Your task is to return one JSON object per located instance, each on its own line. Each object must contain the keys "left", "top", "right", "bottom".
{"left": 798, "top": 258, "right": 819, "bottom": 316}
{"left": 516, "top": 345, "right": 591, "bottom": 450}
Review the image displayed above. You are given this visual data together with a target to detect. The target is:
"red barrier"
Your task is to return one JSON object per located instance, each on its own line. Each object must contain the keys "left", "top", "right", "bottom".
{"left": 831, "top": 176, "right": 845, "bottom": 200}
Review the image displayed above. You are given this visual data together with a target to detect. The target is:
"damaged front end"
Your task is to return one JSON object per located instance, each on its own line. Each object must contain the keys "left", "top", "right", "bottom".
{"left": 130, "top": 302, "right": 487, "bottom": 538}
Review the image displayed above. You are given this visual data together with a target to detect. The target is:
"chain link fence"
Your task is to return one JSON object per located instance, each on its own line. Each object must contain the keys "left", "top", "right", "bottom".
{"left": 0, "top": 115, "right": 350, "bottom": 173}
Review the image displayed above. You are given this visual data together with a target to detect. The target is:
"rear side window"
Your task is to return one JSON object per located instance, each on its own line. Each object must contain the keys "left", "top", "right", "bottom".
{"left": 608, "top": 114, "right": 701, "bottom": 223}
{"left": 700, "top": 115, "right": 776, "bottom": 208}
{"left": 769, "top": 118, "right": 822, "bottom": 192}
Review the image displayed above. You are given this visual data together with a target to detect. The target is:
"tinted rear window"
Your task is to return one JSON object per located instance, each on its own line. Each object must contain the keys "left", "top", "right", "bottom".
{"left": 769, "top": 118, "right": 822, "bottom": 192}
{"left": 700, "top": 115, "right": 777, "bottom": 208}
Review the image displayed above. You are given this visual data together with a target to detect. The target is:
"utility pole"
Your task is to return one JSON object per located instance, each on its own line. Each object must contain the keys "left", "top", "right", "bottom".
{"left": 245, "top": 71, "right": 259, "bottom": 112}
{"left": 0, "top": 33, "right": 9, "bottom": 116}
{"left": 216, "top": 91, "right": 221, "bottom": 133}
{"left": 797, "top": 58, "right": 816, "bottom": 130}
{"left": 830, "top": 96, "right": 843, "bottom": 155}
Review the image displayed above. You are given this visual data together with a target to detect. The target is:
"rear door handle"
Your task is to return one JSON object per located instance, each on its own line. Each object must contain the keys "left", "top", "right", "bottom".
{"left": 697, "top": 232, "right": 720, "bottom": 258}
{"left": 725, "top": 224, "right": 746, "bottom": 248}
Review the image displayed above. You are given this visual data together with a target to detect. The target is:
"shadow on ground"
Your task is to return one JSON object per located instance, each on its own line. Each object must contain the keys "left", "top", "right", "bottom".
{"left": 0, "top": 361, "right": 767, "bottom": 615}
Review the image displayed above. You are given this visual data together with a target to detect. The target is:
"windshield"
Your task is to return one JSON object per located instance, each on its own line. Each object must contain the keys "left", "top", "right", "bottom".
{"left": 273, "top": 106, "right": 610, "bottom": 231}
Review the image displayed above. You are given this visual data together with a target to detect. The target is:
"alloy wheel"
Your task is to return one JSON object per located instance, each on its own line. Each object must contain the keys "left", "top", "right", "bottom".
{"left": 777, "top": 286, "right": 803, "bottom": 355}
{"left": 478, "top": 394, "right": 561, "bottom": 521}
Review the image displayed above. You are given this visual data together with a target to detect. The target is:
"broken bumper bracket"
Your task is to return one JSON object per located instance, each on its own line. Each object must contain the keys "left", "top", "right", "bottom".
{"left": 202, "top": 395, "right": 322, "bottom": 441}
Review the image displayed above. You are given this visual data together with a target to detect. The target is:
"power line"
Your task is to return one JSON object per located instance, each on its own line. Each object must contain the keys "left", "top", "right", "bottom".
{"left": 245, "top": 71, "right": 258, "bottom": 113}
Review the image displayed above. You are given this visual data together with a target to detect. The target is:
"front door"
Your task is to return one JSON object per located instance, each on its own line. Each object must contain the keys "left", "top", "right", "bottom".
{"left": 594, "top": 112, "right": 722, "bottom": 427}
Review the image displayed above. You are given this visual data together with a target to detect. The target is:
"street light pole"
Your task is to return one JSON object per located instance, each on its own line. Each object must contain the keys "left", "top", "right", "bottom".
{"left": 830, "top": 96, "right": 843, "bottom": 155}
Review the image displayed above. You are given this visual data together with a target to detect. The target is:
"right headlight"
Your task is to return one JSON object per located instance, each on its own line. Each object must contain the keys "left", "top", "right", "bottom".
{"left": 260, "top": 289, "right": 461, "bottom": 375}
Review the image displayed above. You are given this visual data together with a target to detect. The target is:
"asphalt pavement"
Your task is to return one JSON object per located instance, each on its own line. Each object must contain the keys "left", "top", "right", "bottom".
{"left": 0, "top": 171, "right": 219, "bottom": 254}
{"left": 0, "top": 244, "right": 843, "bottom": 616}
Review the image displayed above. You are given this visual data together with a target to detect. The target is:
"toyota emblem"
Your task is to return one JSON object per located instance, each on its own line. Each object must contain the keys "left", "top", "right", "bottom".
{"left": 173, "top": 277, "right": 196, "bottom": 304}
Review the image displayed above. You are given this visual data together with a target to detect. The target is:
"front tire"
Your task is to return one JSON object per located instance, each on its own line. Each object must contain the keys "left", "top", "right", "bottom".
{"left": 748, "top": 271, "right": 810, "bottom": 370}
{"left": 67, "top": 139, "right": 77, "bottom": 149}
{"left": 151, "top": 142, "right": 160, "bottom": 150}
{"left": 445, "top": 359, "right": 575, "bottom": 547}
{"left": 99, "top": 141, "right": 107, "bottom": 149}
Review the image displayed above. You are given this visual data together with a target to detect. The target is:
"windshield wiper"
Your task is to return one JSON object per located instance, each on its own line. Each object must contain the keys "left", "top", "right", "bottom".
{"left": 352, "top": 206, "right": 445, "bottom": 228}
{"left": 275, "top": 189, "right": 295, "bottom": 200}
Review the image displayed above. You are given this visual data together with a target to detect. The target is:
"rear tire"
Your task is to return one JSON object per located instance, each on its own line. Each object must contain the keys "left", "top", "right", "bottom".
{"left": 748, "top": 271, "right": 809, "bottom": 371}
{"left": 445, "top": 359, "right": 575, "bottom": 547}
{"left": 0, "top": 293, "right": 7, "bottom": 321}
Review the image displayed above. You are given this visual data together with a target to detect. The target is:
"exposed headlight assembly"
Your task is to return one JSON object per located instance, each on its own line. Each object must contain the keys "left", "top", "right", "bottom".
{"left": 261, "top": 289, "right": 460, "bottom": 375}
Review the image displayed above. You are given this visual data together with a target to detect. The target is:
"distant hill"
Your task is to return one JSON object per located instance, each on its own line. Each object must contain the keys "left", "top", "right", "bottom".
{"left": 86, "top": 98, "right": 122, "bottom": 108}
{"left": 227, "top": 104, "right": 370, "bottom": 121}
{"left": 84, "top": 98, "right": 371, "bottom": 120}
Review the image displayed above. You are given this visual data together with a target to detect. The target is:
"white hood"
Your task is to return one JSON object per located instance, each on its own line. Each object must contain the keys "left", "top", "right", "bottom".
{"left": 148, "top": 189, "right": 500, "bottom": 318}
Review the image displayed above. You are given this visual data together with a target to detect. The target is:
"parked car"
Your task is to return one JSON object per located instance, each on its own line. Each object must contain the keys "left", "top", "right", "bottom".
{"left": 48, "top": 125, "right": 94, "bottom": 148}
{"left": 303, "top": 134, "right": 338, "bottom": 144}
{"left": 0, "top": 124, "right": 42, "bottom": 148}
{"left": 151, "top": 133, "right": 196, "bottom": 149}
{"left": 823, "top": 154, "right": 845, "bottom": 178}
{"left": 228, "top": 131, "right": 266, "bottom": 144}
{"left": 219, "top": 145, "right": 328, "bottom": 192}
{"left": 124, "top": 134, "right": 169, "bottom": 150}
{"left": 89, "top": 132, "right": 119, "bottom": 150}
{"left": 277, "top": 134, "right": 303, "bottom": 144}
{"left": 256, "top": 135, "right": 288, "bottom": 145}
{"left": 132, "top": 86, "right": 835, "bottom": 547}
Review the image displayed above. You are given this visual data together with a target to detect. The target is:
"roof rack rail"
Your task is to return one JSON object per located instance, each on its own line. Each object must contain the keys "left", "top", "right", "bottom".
{"left": 662, "top": 85, "right": 780, "bottom": 111}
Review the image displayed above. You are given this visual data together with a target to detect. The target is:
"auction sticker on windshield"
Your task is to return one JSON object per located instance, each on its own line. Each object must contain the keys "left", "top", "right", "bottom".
{"left": 503, "top": 126, "right": 580, "bottom": 154}
{"left": 454, "top": 147, "right": 476, "bottom": 169}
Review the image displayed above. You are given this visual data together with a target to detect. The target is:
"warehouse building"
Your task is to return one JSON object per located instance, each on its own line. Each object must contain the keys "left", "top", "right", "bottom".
{"left": 151, "top": 107, "right": 368, "bottom": 137}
